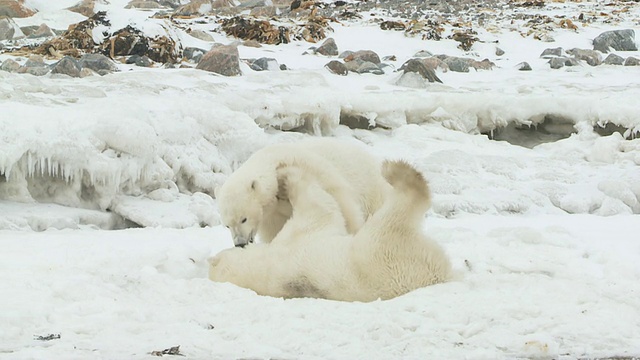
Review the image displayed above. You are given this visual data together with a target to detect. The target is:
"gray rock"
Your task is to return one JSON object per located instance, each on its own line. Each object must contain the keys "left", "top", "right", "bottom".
{"left": 0, "top": 0, "right": 36, "bottom": 17}
{"left": 249, "top": 57, "right": 279, "bottom": 71}
{"left": 50, "top": 56, "right": 81, "bottom": 78}
{"left": 399, "top": 58, "right": 442, "bottom": 83}
{"left": 0, "top": 17, "right": 16, "bottom": 41}
{"left": 540, "top": 47, "right": 563, "bottom": 58}
{"left": 324, "top": 60, "right": 347, "bottom": 75}
{"left": 196, "top": 44, "right": 241, "bottom": 76}
{"left": 566, "top": 48, "right": 602, "bottom": 66}
{"left": 24, "top": 55, "right": 46, "bottom": 68}
{"left": 315, "top": 37, "right": 338, "bottom": 56}
{"left": 414, "top": 50, "right": 433, "bottom": 58}
{"left": 517, "top": 62, "right": 531, "bottom": 71}
{"left": 78, "top": 54, "right": 118, "bottom": 73}
{"left": 438, "top": 56, "right": 469, "bottom": 73}
{"left": 338, "top": 50, "right": 354, "bottom": 59}
{"left": 495, "top": 47, "right": 505, "bottom": 56}
{"left": 549, "top": 57, "right": 579, "bottom": 69}
{"left": 126, "top": 55, "right": 153, "bottom": 67}
{"left": 624, "top": 57, "right": 640, "bottom": 66}
{"left": 593, "top": 29, "right": 637, "bottom": 53}
{"left": 603, "top": 53, "right": 625, "bottom": 65}
{"left": 28, "top": 23, "right": 56, "bottom": 38}
{"left": 0, "top": 58, "right": 20, "bottom": 72}
{"left": 19, "top": 66, "right": 49, "bottom": 76}
{"left": 344, "top": 58, "right": 383, "bottom": 75}
{"left": 183, "top": 47, "right": 207, "bottom": 63}
{"left": 189, "top": 29, "right": 214, "bottom": 42}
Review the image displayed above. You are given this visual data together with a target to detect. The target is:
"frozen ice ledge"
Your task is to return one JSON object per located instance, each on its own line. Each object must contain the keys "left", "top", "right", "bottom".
{"left": 1, "top": 70, "right": 639, "bottom": 230}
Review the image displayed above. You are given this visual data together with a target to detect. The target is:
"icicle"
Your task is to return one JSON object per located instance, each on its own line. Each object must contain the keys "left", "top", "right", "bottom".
{"left": 27, "top": 152, "right": 33, "bottom": 177}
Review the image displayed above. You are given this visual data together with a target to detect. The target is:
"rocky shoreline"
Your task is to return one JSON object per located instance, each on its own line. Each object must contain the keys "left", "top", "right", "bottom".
{"left": 1, "top": 0, "right": 639, "bottom": 81}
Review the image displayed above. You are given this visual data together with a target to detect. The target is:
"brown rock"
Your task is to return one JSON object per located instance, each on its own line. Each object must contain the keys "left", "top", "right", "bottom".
{"left": 67, "top": 0, "right": 96, "bottom": 17}
{"left": 344, "top": 50, "right": 380, "bottom": 65}
{"left": 324, "top": 60, "right": 347, "bottom": 75}
{"left": 399, "top": 58, "right": 442, "bottom": 83}
{"left": 125, "top": 0, "right": 162, "bottom": 9}
{"left": 0, "top": 0, "right": 36, "bottom": 18}
{"left": 196, "top": 44, "right": 241, "bottom": 76}
{"left": 421, "top": 57, "right": 448, "bottom": 72}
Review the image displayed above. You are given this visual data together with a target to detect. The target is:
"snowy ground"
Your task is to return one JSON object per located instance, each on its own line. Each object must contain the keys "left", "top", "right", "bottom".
{"left": 2, "top": 0, "right": 640, "bottom": 358}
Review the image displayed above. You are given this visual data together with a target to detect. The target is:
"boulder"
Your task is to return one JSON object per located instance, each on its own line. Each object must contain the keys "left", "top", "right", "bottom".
{"left": 50, "top": 56, "right": 81, "bottom": 78}
{"left": 325, "top": 60, "right": 347, "bottom": 75}
{"left": 183, "top": 47, "right": 207, "bottom": 63}
{"left": 398, "top": 59, "right": 442, "bottom": 83}
{"left": 0, "top": 58, "right": 19, "bottom": 72}
{"left": 540, "top": 47, "right": 563, "bottom": 58}
{"left": 196, "top": 44, "right": 241, "bottom": 76}
{"left": 78, "top": 53, "right": 118, "bottom": 73}
{"left": 603, "top": 53, "right": 624, "bottom": 65}
{"left": 189, "top": 29, "right": 214, "bottom": 42}
{"left": 126, "top": 55, "right": 153, "bottom": 67}
{"left": 624, "top": 57, "right": 640, "bottom": 66}
{"left": 28, "top": 23, "right": 56, "bottom": 38}
{"left": 0, "top": 17, "right": 16, "bottom": 40}
{"left": 67, "top": 0, "right": 96, "bottom": 17}
{"left": 593, "top": 29, "right": 637, "bottom": 53}
{"left": 0, "top": 0, "right": 36, "bottom": 18}
{"left": 344, "top": 58, "right": 383, "bottom": 75}
{"left": 566, "top": 48, "right": 601, "bottom": 66}
{"left": 248, "top": 57, "right": 279, "bottom": 71}
{"left": 517, "top": 62, "right": 532, "bottom": 71}
{"left": 344, "top": 50, "right": 381, "bottom": 64}
{"left": 315, "top": 37, "right": 338, "bottom": 56}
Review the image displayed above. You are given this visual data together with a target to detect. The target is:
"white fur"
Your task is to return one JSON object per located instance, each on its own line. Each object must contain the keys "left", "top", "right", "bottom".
{"left": 209, "top": 160, "right": 452, "bottom": 302}
{"left": 216, "top": 138, "right": 390, "bottom": 247}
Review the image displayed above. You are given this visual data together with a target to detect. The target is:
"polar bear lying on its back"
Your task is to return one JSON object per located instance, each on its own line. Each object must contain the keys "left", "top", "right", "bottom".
{"left": 216, "top": 138, "right": 391, "bottom": 248}
{"left": 209, "top": 160, "right": 451, "bottom": 302}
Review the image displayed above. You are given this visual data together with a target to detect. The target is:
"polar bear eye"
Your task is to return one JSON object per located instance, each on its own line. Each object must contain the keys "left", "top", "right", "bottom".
{"left": 241, "top": 218, "right": 247, "bottom": 224}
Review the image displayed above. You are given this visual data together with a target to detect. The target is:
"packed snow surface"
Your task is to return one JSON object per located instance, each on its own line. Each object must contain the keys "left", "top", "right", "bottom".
{"left": 1, "top": 0, "right": 640, "bottom": 358}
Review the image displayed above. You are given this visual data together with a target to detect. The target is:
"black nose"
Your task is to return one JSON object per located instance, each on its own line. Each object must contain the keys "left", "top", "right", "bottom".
{"left": 235, "top": 243, "right": 246, "bottom": 249}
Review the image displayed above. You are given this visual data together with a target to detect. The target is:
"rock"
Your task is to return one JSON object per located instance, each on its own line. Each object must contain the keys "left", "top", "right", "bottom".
{"left": 0, "top": 58, "right": 20, "bottom": 72}
{"left": 19, "top": 66, "right": 49, "bottom": 76}
{"left": 549, "top": 57, "right": 579, "bottom": 69}
{"left": 396, "top": 72, "right": 430, "bottom": 89}
{"left": 603, "top": 53, "right": 625, "bottom": 65}
{"left": 126, "top": 54, "right": 153, "bottom": 67}
{"left": 249, "top": 57, "right": 279, "bottom": 71}
{"left": 344, "top": 59, "right": 383, "bottom": 75}
{"left": 540, "top": 47, "right": 563, "bottom": 58}
{"left": 421, "top": 57, "right": 448, "bottom": 72}
{"left": 189, "top": 29, "right": 214, "bottom": 42}
{"left": 159, "top": 0, "right": 180, "bottom": 8}
{"left": 24, "top": 55, "right": 46, "bottom": 68}
{"left": 67, "top": 0, "right": 96, "bottom": 17}
{"left": 174, "top": 0, "right": 236, "bottom": 16}
{"left": 344, "top": 50, "right": 381, "bottom": 64}
{"left": 414, "top": 50, "right": 433, "bottom": 58}
{"left": 315, "top": 37, "right": 338, "bottom": 56}
{"left": 338, "top": 50, "right": 353, "bottom": 59}
{"left": 35, "top": 12, "right": 110, "bottom": 59}
{"left": 470, "top": 59, "right": 495, "bottom": 71}
{"left": 78, "top": 53, "right": 118, "bottom": 73}
{"left": 125, "top": 0, "right": 162, "bottom": 9}
{"left": 399, "top": 58, "right": 442, "bottom": 83}
{"left": 325, "top": 60, "right": 347, "bottom": 75}
{"left": 495, "top": 47, "right": 505, "bottom": 56}
{"left": 437, "top": 56, "right": 469, "bottom": 72}
{"left": 0, "top": 17, "right": 17, "bottom": 40}
{"left": 566, "top": 48, "right": 601, "bottom": 66}
{"left": 517, "top": 62, "right": 531, "bottom": 71}
{"left": 50, "top": 56, "right": 81, "bottom": 78}
{"left": 183, "top": 47, "right": 207, "bottom": 63}
{"left": 249, "top": 6, "right": 277, "bottom": 17}
{"left": 593, "top": 29, "right": 637, "bottom": 53}
{"left": 382, "top": 55, "right": 396, "bottom": 62}
{"left": 0, "top": 0, "right": 36, "bottom": 18}
{"left": 379, "top": 20, "right": 405, "bottom": 31}
{"left": 242, "top": 40, "right": 261, "bottom": 48}
{"left": 80, "top": 68, "right": 95, "bottom": 77}
{"left": 28, "top": 23, "right": 56, "bottom": 38}
{"left": 196, "top": 44, "right": 241, "bottom": 76}
{"left": 624, "top": 57, "right": 640, "bottom": 66}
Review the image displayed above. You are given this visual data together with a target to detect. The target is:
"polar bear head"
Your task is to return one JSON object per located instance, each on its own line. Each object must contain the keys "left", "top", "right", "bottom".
{"left": 216, "top": 173, "right": 279, "bottom": 248}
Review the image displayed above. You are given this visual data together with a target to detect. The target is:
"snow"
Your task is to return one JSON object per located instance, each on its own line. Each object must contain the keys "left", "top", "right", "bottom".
{"left": 2, "top": 0, "right": 640, "bottom": 358}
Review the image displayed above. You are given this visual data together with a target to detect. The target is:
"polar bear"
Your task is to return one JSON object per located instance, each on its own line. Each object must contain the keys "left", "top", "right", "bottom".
{"left": 216, "top": 138, "right": 390, "bottom": 248}
{"left": 209, "top": 160, "right": 451, "bottom": 302}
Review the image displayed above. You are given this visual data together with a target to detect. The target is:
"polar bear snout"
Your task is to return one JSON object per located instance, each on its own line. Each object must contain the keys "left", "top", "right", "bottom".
{"left": 232, "top": 232, "right": 255, "bottom": 248}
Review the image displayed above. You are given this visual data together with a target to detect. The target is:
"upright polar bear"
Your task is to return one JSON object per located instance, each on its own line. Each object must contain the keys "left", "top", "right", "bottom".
{"left": 216, "top": 138, "right": 391, "bottom": 247}
{"left": 209, "top": 160, "right": 451, "bottom": 302}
